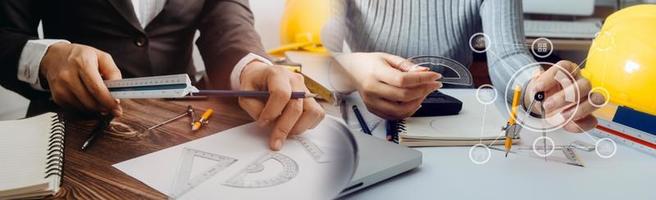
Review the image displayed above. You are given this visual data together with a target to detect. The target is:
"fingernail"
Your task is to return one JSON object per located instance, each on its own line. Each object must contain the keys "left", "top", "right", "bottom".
{"left": 273, "top": 139, "right": 282, "bottom": 151}
{"left": 434, "top": 73, "right": 442, "bottom": 80}
{"left": 100, "top": 111, "right": 108, "bottom": 116}
{"left": 115, "top": 99, "right": 121, "bottom": 104}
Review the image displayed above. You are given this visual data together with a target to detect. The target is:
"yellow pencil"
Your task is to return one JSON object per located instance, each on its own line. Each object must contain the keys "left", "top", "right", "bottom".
{"left": 505, "top": 85, "right": 522, "bottom": 157}
{"left": 192, "top": 109, "right": 214, "bottom": 131}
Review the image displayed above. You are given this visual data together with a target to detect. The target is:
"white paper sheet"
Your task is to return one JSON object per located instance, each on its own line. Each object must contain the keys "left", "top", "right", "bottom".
{"left": 114, "top": 116, "right": 356, "bottom": 200}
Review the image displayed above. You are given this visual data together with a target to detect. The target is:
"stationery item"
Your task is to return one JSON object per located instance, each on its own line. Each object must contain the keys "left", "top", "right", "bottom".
{"left": 591, "top": 103, "right": 656, "bottom": 157}
{"left": 106, "top": 74, "right": 199, "bottom": 99}
{"left": 0, "top": 113, "right": 65, "bottom": 199}
{"left": 285, "top": 51, "right": 355, "bottom": 104}
{"left": 400, "top": 56, "right": 474, "bottom": 87}
{"left": 147, "top": 106, "right": 194, "bottom": 131}
{"left": 412, "top": 91, "right": 463, "bottom": 117}
{"left": 385, "top": 120, "right": 400, "bottom": 143}
{"left": 105, "top": 74, "right": 315, "bottom": 99}
{"left": 352, "top": 105, "right": 371, "bottom": 135}
{"left": 191, "top": 109, "right": 214, "bottom": 131}
{"left": 81, "top": 115, "right": 114, "bottom": 150}
{"left": 113, "top": 116, "right": 357, "bottom": 199}
{"left": 389, "top": 89, "right": 517, "bottom": 147}
{"left": 504, "top": 85, "right": 522, "bottom": 157}
{"left": 193, "top": 90, "right": 315, "bottom": 99}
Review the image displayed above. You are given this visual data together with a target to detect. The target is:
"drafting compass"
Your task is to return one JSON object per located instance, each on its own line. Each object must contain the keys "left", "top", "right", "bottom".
{"left": 224, "top": 152, "right": 299, "bottom": 188}
{"left": 170, "top": 148, "right": 237, "bottom": 198}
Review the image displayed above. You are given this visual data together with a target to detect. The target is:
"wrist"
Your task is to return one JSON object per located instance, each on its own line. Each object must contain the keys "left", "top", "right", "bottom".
{"left": 239, "top": 61, "right": 270, "bottom": 86}
{"left": 39, "top": 42, "right": 70, "bottom": 78}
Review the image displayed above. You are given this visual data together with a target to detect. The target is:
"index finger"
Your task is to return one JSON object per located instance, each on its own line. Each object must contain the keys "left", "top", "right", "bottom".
{"left": 535, "top": 60, "right": 578, "bottom": 91}
{"left": 78, "top": 52, "right": 119, "bottom": 112}
{"left": 257, "top": 68, "right": 292, "bottom": 126}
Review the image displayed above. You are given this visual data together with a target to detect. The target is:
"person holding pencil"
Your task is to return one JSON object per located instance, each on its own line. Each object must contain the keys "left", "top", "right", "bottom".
{"left": 0, "top": 0, "right": 324, "bottom": 151}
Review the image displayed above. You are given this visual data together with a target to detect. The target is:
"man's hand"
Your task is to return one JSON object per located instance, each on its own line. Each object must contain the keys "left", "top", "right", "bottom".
{"left": 337, "top": 53, "right": 442, "bottom": 119}
{"left": 525, "top": 60, "right": 606, "bottom": 132}
{"left": 238, "top": 61, "right": 325, "bottom": 151}
{"left": 40, "top": 43, "right": 123, "bottom": 116}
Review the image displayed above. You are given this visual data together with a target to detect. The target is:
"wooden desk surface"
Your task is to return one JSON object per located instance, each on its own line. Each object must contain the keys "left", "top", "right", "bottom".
{"left": 53, "top": 98, "right": 252, "bottom": 199}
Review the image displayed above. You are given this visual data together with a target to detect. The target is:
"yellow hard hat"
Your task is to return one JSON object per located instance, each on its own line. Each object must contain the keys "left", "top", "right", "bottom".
{"left": 268, "top": 0, "right": 330, "bottom": 56}
{"left": 582, "top": 5, "right": 656, "bottom": 116}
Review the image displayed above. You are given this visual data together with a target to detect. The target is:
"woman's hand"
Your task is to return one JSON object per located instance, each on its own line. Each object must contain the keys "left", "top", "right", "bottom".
{"left": 336, "top": 53, "right": 442, "bottom": 119}
{"left": 525, "top": 60, "right": 605, "bottom": 133}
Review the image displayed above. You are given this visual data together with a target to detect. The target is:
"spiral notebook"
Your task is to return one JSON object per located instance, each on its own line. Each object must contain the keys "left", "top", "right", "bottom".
{"left": 0, "top": 113, "right": 65, "bottom": 199}
{"left": 389, "top": 89, "right": 519, "bottom": 147}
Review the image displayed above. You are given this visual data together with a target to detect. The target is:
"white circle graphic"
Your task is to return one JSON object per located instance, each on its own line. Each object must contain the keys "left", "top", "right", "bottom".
{"left": 469, "top": 144, "right": 492, "bottom": 165}
{"left": 595, "top": 138, "right": 617, "bottom": 159}
{"left": 469, "top": 33, "right": 491, "bottom": 53}
{"left": 532, "top": 136, "right": 555, "bottom": 158}
{"left": 476, "top": 84, "right": 498, "bottom": 105}
{"left": 531, "top": 37, "right": 554, "bottom": 58}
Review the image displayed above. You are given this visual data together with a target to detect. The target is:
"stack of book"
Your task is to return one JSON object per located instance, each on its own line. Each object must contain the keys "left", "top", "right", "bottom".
{"left": 592, "top": 104, "right": 656, "bottom": 156}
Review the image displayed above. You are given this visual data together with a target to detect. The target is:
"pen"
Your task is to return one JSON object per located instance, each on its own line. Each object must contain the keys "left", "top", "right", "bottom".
{"left": 81, "top": 115, "right": 114, "bottom": 151}
{"left": 192, "top": 109, "right": 214, "bottom": 131}
{"left": 504, "top": 85, "right": 522, "bottom": 157}
{"left": 352, "top": 105, "right": 372, "bottom": 135}
{"left": 192, "top": 90, "right": 316, "bottom": 99}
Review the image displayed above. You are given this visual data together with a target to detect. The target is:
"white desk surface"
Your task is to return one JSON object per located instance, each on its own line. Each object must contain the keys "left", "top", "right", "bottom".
{"left": 341, "top": 89, "right": 656, "bottom": 200}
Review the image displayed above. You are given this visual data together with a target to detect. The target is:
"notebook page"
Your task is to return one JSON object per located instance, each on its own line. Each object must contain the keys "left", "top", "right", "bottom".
{"left": 0, "top": 113, "right": 54, "bottom": 191}
{"left": 403, "top": 89, "right": 506, "bottom": 140}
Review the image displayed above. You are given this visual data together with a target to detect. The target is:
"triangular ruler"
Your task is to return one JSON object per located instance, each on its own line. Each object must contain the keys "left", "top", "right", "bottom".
{"left": 169, "top": 148, "right": 237, "bottom": 199}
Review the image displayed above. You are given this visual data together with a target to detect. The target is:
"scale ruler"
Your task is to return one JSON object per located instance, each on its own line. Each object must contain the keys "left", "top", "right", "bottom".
{"left": 105, "top": 74, "right": 199, "bottom": 99}
{"left": 169, "top": 148, "right": 237, "bottom": 199}
{"left": 224, "top": 152, "right": 298, "bottom": 188}
{"left": 592, "top": 119, "right": 656, "bottom": 157}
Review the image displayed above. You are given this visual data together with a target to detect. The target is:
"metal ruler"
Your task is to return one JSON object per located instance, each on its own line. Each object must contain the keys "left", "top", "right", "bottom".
{"left": 105, "top": 74, "right": 199, "bottom": 99}
{"left": 169, "top": 148, "right": 237, "bottom": 199}
{"left": 224, "top": 152, "right": 299, "bottom": 188}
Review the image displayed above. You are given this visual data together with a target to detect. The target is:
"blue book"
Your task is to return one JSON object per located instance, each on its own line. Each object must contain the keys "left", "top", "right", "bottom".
{"left": 612, "top": 106, "right": 656, "bottom": 135}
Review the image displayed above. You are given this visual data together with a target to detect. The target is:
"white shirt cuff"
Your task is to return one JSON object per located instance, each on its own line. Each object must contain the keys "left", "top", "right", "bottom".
{"left": 230, "top": 53, "right": 273, "bottom": 90}
{"left": 18, "top": 39, "right": 71, "bottom": 91}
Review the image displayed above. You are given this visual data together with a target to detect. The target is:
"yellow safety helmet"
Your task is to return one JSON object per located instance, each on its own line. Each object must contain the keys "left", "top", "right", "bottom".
{"left": 268, "top": 0, "right": 330, "bottom": 57}
{"left": 582, "top": 5, "right": 656, "bottom": 116}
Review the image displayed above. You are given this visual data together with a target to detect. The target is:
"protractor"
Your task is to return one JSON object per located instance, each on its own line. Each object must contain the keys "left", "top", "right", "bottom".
{"left": 404, "top": 56, "right": 473, "bottom": 87}
{"left": 170, "top": 148, "right": 237, "bottom": 198}
{"left": 292, "top": 136, "right": 330, "bottom": 163}
{"left": 224, "top": 152, "right": 299, "bottom": 188}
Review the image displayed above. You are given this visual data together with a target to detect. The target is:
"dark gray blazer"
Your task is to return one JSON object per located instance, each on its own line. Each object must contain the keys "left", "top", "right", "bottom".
{"left": 0, "top": 0, "right": 267, "bottom": 100}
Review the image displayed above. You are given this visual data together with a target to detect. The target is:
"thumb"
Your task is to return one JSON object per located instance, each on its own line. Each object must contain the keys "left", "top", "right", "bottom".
{"left": 95, "top": 51, "right": 122, "bottom": 81}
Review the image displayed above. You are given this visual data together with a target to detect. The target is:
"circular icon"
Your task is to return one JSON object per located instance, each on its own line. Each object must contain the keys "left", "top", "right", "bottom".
{"left": 504, "top": 62, "right": 581, "bottom": 133}
{"left": 531, "top": 37, "right": 553, "bottom": 58}
{"left": 589, "top": 87, "right": 611, "bottom": 108}
{"left": 595, "top": 138, "right": 617, "bottom": 159}
{"left": 469, "top": 144, "right": 491, "bottom": 165}
{"left": 532, "top": 136, "right": 555, "bottom": 157}
{"left": 469, "top": 32, "right": 491, "bottom": 53}
{"left": 476, "top": 84, "right": 498, "bottom": 105}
